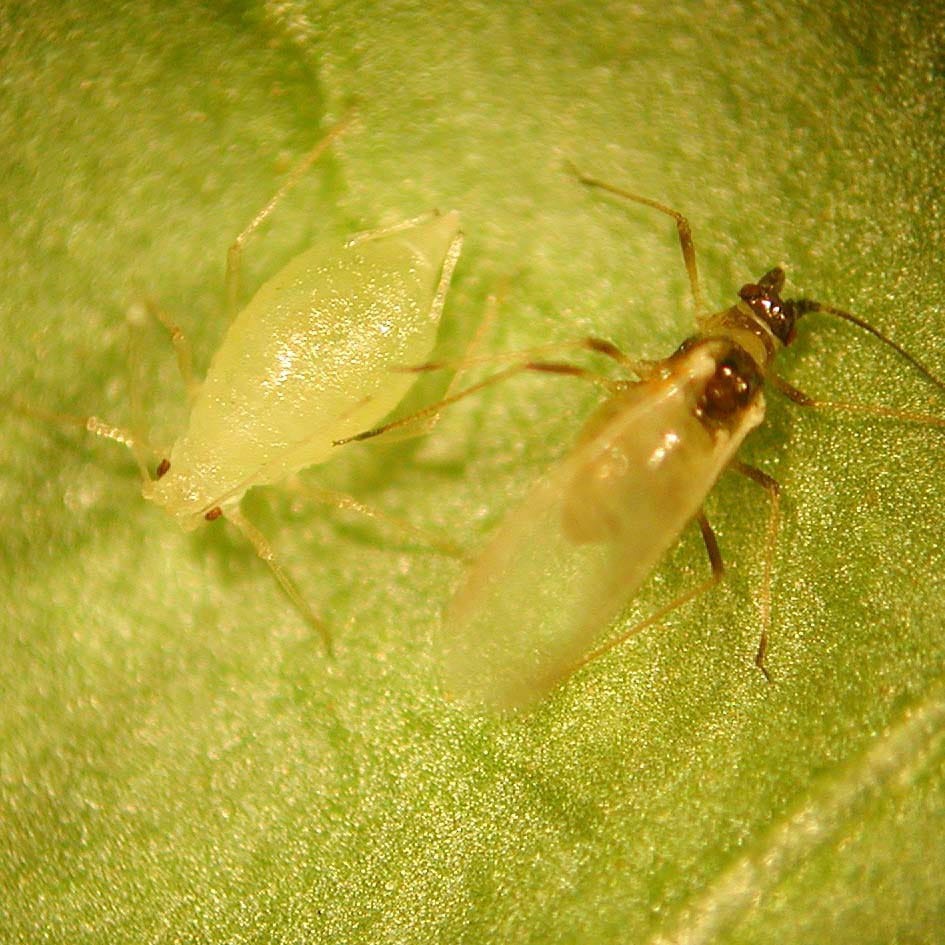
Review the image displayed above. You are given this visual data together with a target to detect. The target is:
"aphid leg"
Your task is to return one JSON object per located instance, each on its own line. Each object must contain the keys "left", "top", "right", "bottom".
{"left": 330, "top": 224, "right": 469, "bottom": 448}
{"left": 125, "top": 303, "right": 152, "bottom": 476}
{"left": 731, "top": 459, "right": 781, "bottom": 682}
{"left": 570, "top": 511, "right": 725, "bottom": 675}
{"left": 131, "top": 298, "right": 198, "bottom": 404}
{"left": 346, "top": 210, "right": 459, "bottom": 248}
{"left": 334, "top": 358, "right": 622, "bottom": 446}
{"left": 436, "top": 276, "right": 506, "bottom": 401}
{"left": 458, "top": 277, "right": 507, "bottom": 369}
{"left": 564, "top": 160, "right": 706, "bottom": 319}
{"left": 771, "top": 375, "right": 945, "bottom": 428}
{"left": 288, "top": 480, "right": 467, "bottom": 559}
{"left": 390, "top": 335, "right": 647, "bottom": 381}
{"left": 362, "top": 269, "right": 506, "bottom": 448}
{"left": 334, "top": 319, "right": 648, "bottom": 448}
{"left": 225, "top": 112, "right": 356, "bottom": 316}
{"left": 224, "top": 505, "right": 333, "bottom": 654}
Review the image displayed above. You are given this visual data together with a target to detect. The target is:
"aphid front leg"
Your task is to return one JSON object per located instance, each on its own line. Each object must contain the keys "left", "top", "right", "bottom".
{"left": 223, "top": 505, "right": 333, "bottom": 654}
{"left": 225, "top": 112, "right": 355, "bottom": 316}
{"left": 731, "top": 459, "right": 781, "bottom": 682}
{"left": 564, "top": 161, "right": 706, "bottom": 319}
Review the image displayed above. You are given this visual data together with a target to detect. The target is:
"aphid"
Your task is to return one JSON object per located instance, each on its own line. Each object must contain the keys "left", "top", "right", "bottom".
{"left": 10, "top": 116, "right": 464, "bottom": 648}
{"left": 355, "top": 168, "right": 945, "bottom": 708}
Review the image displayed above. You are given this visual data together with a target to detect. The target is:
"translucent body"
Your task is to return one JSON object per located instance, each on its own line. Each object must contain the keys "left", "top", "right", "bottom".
{"left": 440, "top": 340, "right": 765, "bottom": 709}
{"left": 432, "top": 162, "right": 945, "bottom": 708}
{"left": 143, "top": 211, "right": 461, "bottom": 529}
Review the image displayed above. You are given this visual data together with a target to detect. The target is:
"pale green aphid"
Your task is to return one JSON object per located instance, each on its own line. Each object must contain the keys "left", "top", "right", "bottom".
{"left": 146, "top": 209, "right": 463, "bottom": 528}
{"left": 18, "top": 117, "right": 463, "bottom": 648}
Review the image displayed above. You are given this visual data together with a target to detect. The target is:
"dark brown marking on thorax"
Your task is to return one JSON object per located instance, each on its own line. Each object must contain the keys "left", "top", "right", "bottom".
{"left": 694, "top": 344, "right": 763, "bottom": 431}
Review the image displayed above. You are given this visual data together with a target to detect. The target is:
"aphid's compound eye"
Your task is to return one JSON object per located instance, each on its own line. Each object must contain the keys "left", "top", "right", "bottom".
{"left": 155, "top": 458, "right": 171, "bottom": 479}
{"left": 698, "top": 352, "right": 761, "bottom": 427}
{"left": 739, "top": 283, "right": 780, "bottom": 318}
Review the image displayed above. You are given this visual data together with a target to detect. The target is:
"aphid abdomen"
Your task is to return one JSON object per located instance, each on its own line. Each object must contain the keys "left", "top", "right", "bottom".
{"left": 144, "top": 212, "right": 461, "bottom": 525}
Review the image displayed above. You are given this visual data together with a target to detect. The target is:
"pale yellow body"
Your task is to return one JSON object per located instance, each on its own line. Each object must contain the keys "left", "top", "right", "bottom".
{"left": 143, "top": 211, "right": 461, "bottom": 529}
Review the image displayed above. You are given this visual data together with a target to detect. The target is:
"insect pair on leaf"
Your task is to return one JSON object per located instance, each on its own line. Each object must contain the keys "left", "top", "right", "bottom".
{"left": 13, "top": 115, "right": 945, "bottom": 709}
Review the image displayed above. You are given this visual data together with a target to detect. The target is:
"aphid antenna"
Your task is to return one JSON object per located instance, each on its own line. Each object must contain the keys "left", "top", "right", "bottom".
{"left": 333, "top": 340, "right": 637, "bottom": 447}
{"left": 795, "top": 299, "right": 945, "bottom": 396}
{"left": 6, "top": 390, "right": 154, "bottom": 484}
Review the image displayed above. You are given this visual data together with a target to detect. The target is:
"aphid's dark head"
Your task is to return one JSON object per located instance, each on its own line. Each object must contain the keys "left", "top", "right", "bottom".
{"left": 739, "top": 267, "right": 800, "bottom": 346}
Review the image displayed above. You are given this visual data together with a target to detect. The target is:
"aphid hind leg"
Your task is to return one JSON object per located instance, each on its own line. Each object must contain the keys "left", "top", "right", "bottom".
{"left": 570, "top": 511, "right": 725, "bottom": 675}
{"left": 772, "top": 375, "right": 945, "bottom": 428}
{"left": 731, "top": 459, "right": 781, "bottom": 682}
{"left": 224, "top": 505, "right": 333, "bottom": 654}
{"left": 225, "top": 112, "right": 355, "bottom": 317}
{"left": 365, "top": 226, "right": 465, "bottom": 443}
{"left": 347, "top": 267, "right": 501, "bottom": 451}
{"left": 288, "top": 480, "right": 467, "bottom": 559}
{"left": 440, "top": 276, "right": 505, "bottom": 397}
{"left": 564, "top": 161, "right": 706, "bottom": 319}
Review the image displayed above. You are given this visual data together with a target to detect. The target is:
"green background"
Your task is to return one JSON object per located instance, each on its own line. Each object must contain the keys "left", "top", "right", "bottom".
{"left": 2, "top": 2, "right": 945, "bottom": 942}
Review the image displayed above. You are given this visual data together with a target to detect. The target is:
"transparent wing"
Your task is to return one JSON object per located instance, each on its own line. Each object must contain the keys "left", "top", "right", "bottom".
{"left": 439, "top": 347, "right": 764, "bottom": 709}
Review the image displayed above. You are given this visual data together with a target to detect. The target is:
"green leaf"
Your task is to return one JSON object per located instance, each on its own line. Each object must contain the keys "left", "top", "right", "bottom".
{"left": 3, "top": 2, "right": 944, "bottom": 942}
